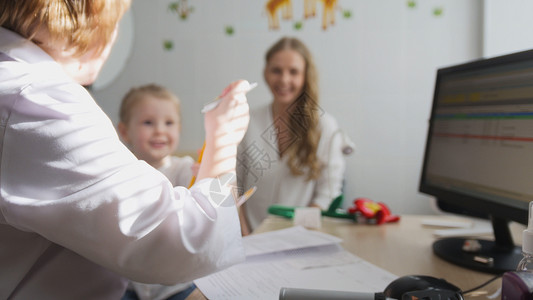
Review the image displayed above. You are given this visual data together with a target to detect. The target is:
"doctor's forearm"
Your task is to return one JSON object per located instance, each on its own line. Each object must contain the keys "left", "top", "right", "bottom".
{"left": 196, "top": 141, "right": 237, "bottom": 181}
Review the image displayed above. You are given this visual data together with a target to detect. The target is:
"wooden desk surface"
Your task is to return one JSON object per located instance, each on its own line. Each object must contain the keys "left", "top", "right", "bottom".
{"left": 188, "top": 214, "right": 525, "bottom": 300}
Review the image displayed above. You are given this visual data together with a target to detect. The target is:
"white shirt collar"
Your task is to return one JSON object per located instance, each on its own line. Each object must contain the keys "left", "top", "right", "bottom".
{"left": 0, "top": 26, "right": 56, "bottom": 64}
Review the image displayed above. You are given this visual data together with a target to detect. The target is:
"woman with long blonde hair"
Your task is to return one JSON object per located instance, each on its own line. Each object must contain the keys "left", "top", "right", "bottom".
{"left": 237, "top": 37, "right": 346, "bottom": 235}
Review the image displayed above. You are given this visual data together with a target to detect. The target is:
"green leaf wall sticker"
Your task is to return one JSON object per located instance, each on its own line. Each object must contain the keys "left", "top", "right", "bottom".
{"left": 163, "top": 40, "right": 174, "bottom": 51}
{"left": 225, "top": 26, "right": 235, "bottom": 36}
{"left": 407, "top": 1, "right": 444, "bottom": 17}
{"left": 162, "top": 0, "right": 442, "bottom": 50}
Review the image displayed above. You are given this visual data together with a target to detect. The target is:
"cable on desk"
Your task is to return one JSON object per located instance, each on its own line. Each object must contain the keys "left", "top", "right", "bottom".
{"left": 461, "top": 274, "right": 502, "bottom": 295}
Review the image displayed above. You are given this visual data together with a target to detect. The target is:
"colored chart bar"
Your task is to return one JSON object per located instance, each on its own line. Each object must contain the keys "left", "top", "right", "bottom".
{"left": 434, "top": 132, "right": 533, "bottom": 142}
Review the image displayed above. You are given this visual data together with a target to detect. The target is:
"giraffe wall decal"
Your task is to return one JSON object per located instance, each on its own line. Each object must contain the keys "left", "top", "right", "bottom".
{"left": 266, "top": 0, "right": 339, "bottom": 31}
{"left": 266, "top": 0, "right": 293, "bottom": 30}
{"left": 304, "top": 0, "right": 338, "bottom": 30}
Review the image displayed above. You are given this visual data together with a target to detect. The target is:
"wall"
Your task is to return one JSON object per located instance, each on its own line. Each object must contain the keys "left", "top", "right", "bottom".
{"left": 483, "top": 0, "right": 533, "bottom": 58}
{"left": 91, "top": 0, "right": 483, "bottom": 215}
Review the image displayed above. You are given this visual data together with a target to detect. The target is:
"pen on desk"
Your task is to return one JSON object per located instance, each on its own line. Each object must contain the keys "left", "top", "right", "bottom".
{"left": 188, "top": 82, "right": 258, "bottom": 188}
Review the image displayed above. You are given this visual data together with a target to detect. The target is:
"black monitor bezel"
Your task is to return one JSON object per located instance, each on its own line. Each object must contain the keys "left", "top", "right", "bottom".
{"left": 419, "top": 49, "right": 533, "bottom": 227}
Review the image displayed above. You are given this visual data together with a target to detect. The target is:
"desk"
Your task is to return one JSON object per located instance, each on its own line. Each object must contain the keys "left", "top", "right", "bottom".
{"left": 188, "top": 214, "right": 525, "bottom": 299}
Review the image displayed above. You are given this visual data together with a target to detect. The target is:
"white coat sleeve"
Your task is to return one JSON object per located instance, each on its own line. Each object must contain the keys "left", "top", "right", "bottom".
{"left": 0, "top": 79, "right": 244, "bottom": 285}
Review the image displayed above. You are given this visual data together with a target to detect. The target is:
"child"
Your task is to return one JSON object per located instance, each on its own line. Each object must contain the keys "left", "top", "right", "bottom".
{"left": 118, "top": 84, "right": 195, "bottom": 187}
{"left": 118, "top": 84, "right": 197, "bottom": 300}
{"left": 0, "top": 1, "right": 251, "bottom": 299}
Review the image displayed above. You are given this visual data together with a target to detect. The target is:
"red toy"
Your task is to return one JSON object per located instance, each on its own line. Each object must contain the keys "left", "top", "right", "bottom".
{"left": 347, "top": 198, "right": 400, "bottom": 225}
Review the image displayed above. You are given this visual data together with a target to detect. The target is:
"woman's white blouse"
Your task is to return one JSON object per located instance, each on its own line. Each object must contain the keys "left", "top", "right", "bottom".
{"left": 237, "top": 104, "right": 346, "bottom": 230}
{"left": 0, "top": 27, "right": 244, "bottom": 300}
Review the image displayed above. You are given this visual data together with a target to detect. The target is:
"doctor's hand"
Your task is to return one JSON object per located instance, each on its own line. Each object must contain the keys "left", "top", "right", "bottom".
{"left": 204, "top": 80, "right": 251, "bottom": 146}
{"left": 197, "top": 80, "right": 252, "bottom": 181}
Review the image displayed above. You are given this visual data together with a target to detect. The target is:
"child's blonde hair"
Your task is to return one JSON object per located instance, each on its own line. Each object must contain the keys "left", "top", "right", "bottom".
{"left": 119, "top": 84, "right": 182, "bottom": 127}
{"left": 0, "top": 0, "right": 131, "bottom": 58}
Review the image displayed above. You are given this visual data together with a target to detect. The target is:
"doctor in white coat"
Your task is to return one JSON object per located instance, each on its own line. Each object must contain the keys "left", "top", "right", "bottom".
{"left": 0, "top": 1, "right": 250, "bottom": 299}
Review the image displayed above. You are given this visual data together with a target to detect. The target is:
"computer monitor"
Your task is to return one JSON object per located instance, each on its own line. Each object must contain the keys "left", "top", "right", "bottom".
{"left": 419, "top": 49, "right": 533, "bottom": 274}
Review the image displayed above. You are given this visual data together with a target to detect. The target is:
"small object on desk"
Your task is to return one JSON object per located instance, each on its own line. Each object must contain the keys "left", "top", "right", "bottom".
{"left": 502, "top": 271, "right": 533, "bottom": 300}
{"left": 473, "top": 255, "right": 494, "bottom": 265}
{"left": 347, "top": 198, "right": 400, "bottom": 225}
{"left": 384, "top": 275, "right": 463, "bottom": 300}
{"left": 268, "top": 195, "right": 358, "bottom": 221}
{"left": 279, "top": 287, "right": 378, "bottom": 300}
{"left": 462, "top": 239, "right": 482, "bottom": 252}
{"left": 421, "top": 218, "right": 473, "bottom": 228}
{"left": 293, "top": 207, "right": 322, "bottom": 229}
{"left": 268, "top": 204, "right": 297, "bottom": 219}
{"left": 432, "top": 225, "right": 493, "bottom": 238}
{"left": 279, "top": 275, "right": 464, "bottom": 300}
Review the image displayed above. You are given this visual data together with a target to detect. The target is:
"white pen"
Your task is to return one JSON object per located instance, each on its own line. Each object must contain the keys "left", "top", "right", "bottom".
{"left": 201, "top": 82, "right": 258, "bottom": 113}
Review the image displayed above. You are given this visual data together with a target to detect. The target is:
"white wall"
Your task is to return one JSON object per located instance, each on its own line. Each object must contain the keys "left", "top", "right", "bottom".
{"left": 92, "top": 0, "right": 483, "bottom": 215}
{"left": 483, "top": 0, "right": 533, "bottom": 58}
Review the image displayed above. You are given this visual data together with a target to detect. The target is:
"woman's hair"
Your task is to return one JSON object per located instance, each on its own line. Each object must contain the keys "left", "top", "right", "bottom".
{"left": 119, "top": 84, "right": 182, "bottom": 127}
{"left": 265, "top": 37, "right": 322, "bottom": 180}
{"left": 0, "top": 0, "right": 131, "bottom": 57}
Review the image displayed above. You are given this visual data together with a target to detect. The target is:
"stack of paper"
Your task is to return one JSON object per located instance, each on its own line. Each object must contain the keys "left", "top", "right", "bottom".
{"left": 194, "top": 226, "right": 398, "bottom": 299}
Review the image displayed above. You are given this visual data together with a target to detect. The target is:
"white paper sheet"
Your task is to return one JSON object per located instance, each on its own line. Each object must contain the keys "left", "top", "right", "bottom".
{"left": 242, "top": 225, "right": 342, "bottom": 257}
{"left": 195, "top": 226, "right": 398, "bottom": 300}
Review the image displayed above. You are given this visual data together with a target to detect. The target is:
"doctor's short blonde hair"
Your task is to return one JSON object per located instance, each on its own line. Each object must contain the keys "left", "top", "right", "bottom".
{"left": 0, "top": 0, "right": 131, "bottom": 58}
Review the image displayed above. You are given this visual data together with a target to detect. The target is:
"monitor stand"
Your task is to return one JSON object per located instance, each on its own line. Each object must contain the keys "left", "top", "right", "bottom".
{"left": 433, "top": 217, "right": 523, "bottom": 274}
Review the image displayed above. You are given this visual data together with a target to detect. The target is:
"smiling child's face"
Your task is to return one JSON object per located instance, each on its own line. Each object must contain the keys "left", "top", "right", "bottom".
{"left": 122, "top": 95, "right": 181, "bottom": 168}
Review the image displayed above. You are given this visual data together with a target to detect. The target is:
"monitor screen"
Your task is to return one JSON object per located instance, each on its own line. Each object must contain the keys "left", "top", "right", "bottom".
{"left": 419, "top": 49, "right": 533, "bottom": 274}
